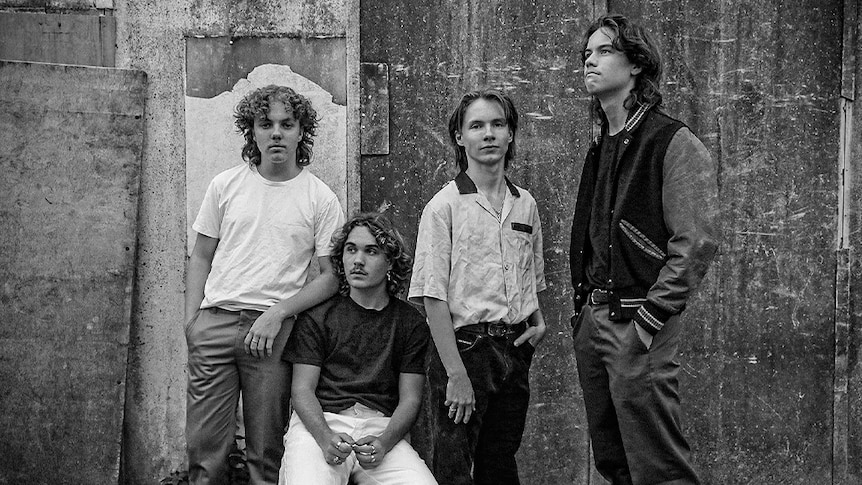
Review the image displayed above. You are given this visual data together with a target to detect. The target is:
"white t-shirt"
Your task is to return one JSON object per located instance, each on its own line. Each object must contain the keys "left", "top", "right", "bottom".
{"left": 193, "top": 164, "right": 345, "bottom": 311}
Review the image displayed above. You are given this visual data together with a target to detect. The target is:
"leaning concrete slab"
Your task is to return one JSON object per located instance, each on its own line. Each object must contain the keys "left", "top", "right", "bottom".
{"left": 0, "top": 60, "right": 146, "bottom": 484}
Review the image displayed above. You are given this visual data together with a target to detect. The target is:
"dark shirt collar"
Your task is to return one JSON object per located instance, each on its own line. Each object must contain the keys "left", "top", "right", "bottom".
{"left": 454, "top": 170, "right": 521, "bottom": 197}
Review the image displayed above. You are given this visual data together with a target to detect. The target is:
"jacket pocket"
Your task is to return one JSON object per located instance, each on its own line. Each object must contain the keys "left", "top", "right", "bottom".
{"left": 619, "top": 219, "right": 666, "bottom": 261}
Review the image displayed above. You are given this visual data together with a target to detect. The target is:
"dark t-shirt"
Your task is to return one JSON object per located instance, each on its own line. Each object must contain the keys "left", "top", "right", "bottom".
{"left": 283, "top": 294, "right": 430, "bottom": 416}
{"left": 586, "top": 131, "right": 623, "bottom": 288}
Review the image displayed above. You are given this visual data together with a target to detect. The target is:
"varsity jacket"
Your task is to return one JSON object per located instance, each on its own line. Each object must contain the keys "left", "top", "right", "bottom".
{"left": 570, "top": 104, "right": 719, "bottom": 335}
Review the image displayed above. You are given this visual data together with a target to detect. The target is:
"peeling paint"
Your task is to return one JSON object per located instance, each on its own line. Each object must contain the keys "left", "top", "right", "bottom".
{"left": 185, "top": 64, "right": 347, "bottom": 252}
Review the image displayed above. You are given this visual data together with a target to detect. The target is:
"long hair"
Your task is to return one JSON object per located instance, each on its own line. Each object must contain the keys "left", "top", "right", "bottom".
{"left": 448, "top": 89, "right": 519, "bottom": 172}
{"left": 234, "top": 85, "right": 319, "bottom": 167}
{"left": 330, "top": 213, "right": 413, "bottom": 297}
{"left": 582, "top": 14, "right": 663, "bottom": 123}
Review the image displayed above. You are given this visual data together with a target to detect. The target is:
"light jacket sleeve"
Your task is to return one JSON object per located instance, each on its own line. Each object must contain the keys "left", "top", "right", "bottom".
{"left": 634, "top": 128, "right": 720, "bottom": 335}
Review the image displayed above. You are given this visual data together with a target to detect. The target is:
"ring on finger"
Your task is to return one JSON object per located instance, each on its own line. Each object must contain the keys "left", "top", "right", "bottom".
{"left": 371, "top": 455, "right": 376, "bottom": 463}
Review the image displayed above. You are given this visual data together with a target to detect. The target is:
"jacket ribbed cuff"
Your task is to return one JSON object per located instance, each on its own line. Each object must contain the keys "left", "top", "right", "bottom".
{"left": 633, "top": 302, "right": 673, "bottom": 335}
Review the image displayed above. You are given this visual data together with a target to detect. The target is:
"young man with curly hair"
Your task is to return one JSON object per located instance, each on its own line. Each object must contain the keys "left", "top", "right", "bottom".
{"left": 570, "top": 14, "right": 719, "bottom": 485}
{"left": 281, "top": 213, "right": 436, "bottom": 485}
{"left": 185, "top": 85, "right": 344, "bottom": 484}
{"left": 409, "top": 89, "right": 547, "bottom": 484}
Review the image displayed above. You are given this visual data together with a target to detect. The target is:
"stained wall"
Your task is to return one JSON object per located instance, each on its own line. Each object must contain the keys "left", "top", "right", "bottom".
{"left": 1, "top": 0, "right": 861, "bottom": 483}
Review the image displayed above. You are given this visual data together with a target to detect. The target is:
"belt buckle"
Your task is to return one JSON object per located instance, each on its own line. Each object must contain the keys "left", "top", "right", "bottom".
{"left": 486, "top": 322, "right": 508, "bottom": 337}
{"left": 590, "top": 289, "right": 608, "bottom": 305}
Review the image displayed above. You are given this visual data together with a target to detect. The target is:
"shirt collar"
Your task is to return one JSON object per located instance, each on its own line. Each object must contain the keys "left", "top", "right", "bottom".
{"left": 454, "top": 170, "right": 521, "bottom": 197}
{"left": 593, "top": 103, "right": 654, "bottom": 146}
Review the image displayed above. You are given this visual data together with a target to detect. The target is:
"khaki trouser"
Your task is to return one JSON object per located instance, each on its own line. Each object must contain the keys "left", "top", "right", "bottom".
{"left": 185, "top": 307, "right": 294, "bottom": 485}
{"left": 573, "top": 303, "right": 700, "bottom": 485}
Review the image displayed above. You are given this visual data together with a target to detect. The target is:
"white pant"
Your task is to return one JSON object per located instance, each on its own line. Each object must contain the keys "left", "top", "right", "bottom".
{"left": 279, "top": 404, "right": 437, "bottom": 485}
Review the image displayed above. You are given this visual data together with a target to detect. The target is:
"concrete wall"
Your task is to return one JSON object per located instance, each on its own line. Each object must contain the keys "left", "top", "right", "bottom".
{"left": 111, "top": 0, "right": 355, "bottom": 481}
{"left": 2, "top": 0, "right": 861, "bottom": 483}
{"left": 359, "top": 0, "right": 861, "bottom": 483}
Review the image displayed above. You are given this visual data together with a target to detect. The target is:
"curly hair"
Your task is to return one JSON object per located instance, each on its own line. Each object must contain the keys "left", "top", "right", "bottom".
{"left": 234, "top": 84, "right": 319, "bottom": 167}
{"left": 448, "top": 88, "right": 519, "bottom": 172}
{"left": 582, "top": 14, "right": 663, "bottom": 123}
{"left": 330, "top": 213, "right": 413, "bottom": 297}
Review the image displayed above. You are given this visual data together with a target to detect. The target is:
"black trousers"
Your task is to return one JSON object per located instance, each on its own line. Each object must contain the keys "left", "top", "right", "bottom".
{"left": 428, "top": 329, "right": 535, "bottom": 485}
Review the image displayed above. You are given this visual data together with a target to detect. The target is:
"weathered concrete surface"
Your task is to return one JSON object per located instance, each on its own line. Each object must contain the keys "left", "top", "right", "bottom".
{"left": 186, "top": 64, "right": 348, "bottom": 249}
{"left": 0, "top": 0, "right": 113, "bottom": 9}
{"left": 186, "top": 37, "right": 347, "bottom": 104}
{"left": 0, "top": 11, "right": 116, "bottom": 67}
{"left": 187, "top": 0, "right": 345, "bottom": 37}
{"left": 616, "top": 0, "right": 843, "bottom": 483}
{"left": 360, "top": 62, "right": 390, "bottom": 155}
{"left": 844, "top": 2, "right": 862, "bottom": 483}
{"left": 112, "top": 0, "right": 351, "bottom": 481}
{"left": 360, "top": 1, "right": 604, "bottom": 482}
{"left": 0, "top": 60, "right": 145, "bottom": 483}
{"left": 362, "top": 0, "right": 850, "bottom": 482}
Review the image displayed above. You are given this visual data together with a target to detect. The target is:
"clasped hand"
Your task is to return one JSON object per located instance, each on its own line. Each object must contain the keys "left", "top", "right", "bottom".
{"left": 323, "top": 433, "right": 386, "bottom": 469}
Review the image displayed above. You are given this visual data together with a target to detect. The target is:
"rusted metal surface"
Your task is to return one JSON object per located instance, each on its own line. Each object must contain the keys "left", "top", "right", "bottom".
{"left": 360, "top": 62, "right": 389, "bottom": 155}
{"left": 0, "top": 11, "right": 116, "bottom": 67}
{"left": 0, "top": 61, "right": 145, "bottom": 483}
{"left": 185, "top": 36, "right": 347, "bottom": 104}
{"left": 360, "top": 1, "right": 599, "bottom": 482}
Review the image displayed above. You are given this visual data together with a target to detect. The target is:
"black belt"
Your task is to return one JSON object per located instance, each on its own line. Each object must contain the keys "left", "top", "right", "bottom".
{"left": 459, "top": 321, "right": 527, "bottom": 338}
{"left": 589, "top": 288, "right": 610, "bottom": 305}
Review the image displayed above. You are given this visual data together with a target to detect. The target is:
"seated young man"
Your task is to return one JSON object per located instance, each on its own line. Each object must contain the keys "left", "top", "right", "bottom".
{"left": 280, "top": 213, "right": 437, "bottom": 485}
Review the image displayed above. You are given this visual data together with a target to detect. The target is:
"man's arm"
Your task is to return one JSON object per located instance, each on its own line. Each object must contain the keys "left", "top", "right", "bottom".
{"left": 514, "top": 199, "right": 548, "bottom": 348}
{"left": 245, "top": 256, "right": 339, "bottom": 358}
{"left": 514, "top": 306, "right": 547, "bottom": 348}
{"left": 291, "top": 363, "right": 355, "bottom": 465}
{"left": 634, "top": 128, "right": 720, "bottom": 345}
{"left": 425, "top": 297, "right": 475, "bottom": 424}
{"left": 185, "top": 233, "right": 218, "bottom": 322}
{"left": 353, "top": 373, "right": 425, "bottom": 469}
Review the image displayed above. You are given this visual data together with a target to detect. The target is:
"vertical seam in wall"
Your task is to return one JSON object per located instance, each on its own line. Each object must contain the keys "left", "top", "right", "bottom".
{"left": 839, "top": 101, "right": 852, "bottom": 251}
{"left": 346, "top": 0, "right": 361, "bottom": 215}
{"left": 835, "top": 2, "right": 857, "bottom": 483}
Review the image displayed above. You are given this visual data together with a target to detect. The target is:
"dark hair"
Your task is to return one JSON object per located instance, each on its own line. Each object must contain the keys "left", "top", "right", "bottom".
{"left": 234, "top": 85, "right": 319, "bottom": 167}
{"left": 330, "top": 212, "right": 412, "bottom": 297}
{"left": 582, "top": 14, "right": 663, "bottom": 122}
{"left": 448, "top": 89, "right": 519, "bottom": 172}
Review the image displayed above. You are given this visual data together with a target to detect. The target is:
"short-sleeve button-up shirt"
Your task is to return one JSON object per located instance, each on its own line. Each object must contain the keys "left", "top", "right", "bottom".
{"left": 408, "top": 171, "right": 546, "bottom": 329}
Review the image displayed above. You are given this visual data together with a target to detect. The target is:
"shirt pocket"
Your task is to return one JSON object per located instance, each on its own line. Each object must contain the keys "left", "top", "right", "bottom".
{"left": 619, "top": 219, "right": 666, "bottom": 261}
{"left": 511, "top": 222, "right": 534, "bottom": 269}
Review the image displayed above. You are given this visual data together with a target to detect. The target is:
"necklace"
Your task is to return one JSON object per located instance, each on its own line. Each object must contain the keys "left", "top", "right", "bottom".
{"left": 478, "top": 180, "right": 505, "bottom": 219}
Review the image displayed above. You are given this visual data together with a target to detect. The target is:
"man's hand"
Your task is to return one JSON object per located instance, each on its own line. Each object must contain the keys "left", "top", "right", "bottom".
{"left": 244, "top": 307, "right": 286, "bottom": 358}
{"left": 634, "top": 322, "right": 653, "bottom": 350}
{"left": 445, "top": 372, "right": 475, "bottom": 424}
{"left": 353, "top": 436, "right": 386, "bottom": 469}
{"left": 514, "top": 320, "right": 546, "bottom": 348}
{"left": 320, "top": 432, "right": 355, "bottom": 466}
